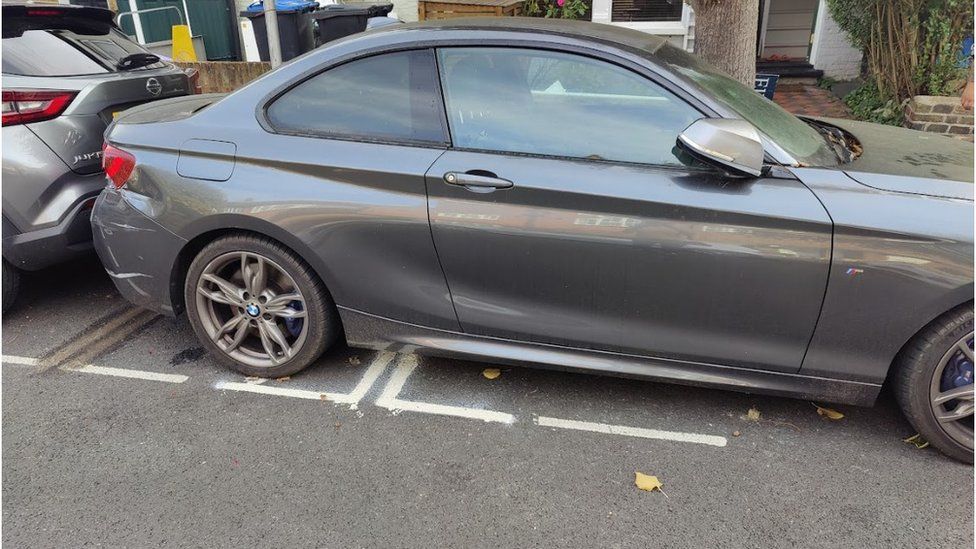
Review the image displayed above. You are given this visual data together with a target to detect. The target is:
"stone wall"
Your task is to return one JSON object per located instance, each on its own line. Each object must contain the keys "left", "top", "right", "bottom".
{"left": 904, "top": 95, "right": 975, "bottom": 140}
{"left": 175, "top": 61, "right": 271, "bottom": 94}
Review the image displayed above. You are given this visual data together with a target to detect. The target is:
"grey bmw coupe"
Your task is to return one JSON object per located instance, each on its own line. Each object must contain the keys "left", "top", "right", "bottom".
{"left": 92, "top": 18, "right": 974, "bottom": 461}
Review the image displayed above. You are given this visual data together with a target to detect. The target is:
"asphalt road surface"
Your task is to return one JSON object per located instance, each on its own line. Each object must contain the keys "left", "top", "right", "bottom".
{"left": 3, "top": 257, "right": 973, "bottom": 548}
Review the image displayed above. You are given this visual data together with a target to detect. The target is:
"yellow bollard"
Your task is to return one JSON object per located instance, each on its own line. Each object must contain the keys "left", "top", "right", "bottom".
{"left": 171, "top": 24, "right": 197, "bottom": 62}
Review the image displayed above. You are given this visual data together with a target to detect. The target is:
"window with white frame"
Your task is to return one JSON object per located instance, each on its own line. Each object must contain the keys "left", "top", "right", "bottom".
{"left": 611, "top": 0, "right": 683, "bottom": 21}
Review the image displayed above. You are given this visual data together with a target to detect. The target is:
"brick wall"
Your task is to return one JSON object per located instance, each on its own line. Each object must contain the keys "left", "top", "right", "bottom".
{"left": 809, "top": 0, "right": 862, "bottom": 80}
{"left": 175, "top": 61, "right": 271, "bottom": 94}
{"left": 904, "top": 95, "right": 975, "bottom": 140}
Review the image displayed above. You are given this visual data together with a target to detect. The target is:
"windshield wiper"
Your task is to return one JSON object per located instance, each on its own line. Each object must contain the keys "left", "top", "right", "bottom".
{"left": 116, "top": 52, "right": 160, "bottom": 71}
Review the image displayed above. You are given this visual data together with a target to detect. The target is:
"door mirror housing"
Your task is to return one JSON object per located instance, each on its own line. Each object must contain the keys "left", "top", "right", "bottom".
{"left": 676, "top": 118, "right": 765, "bottom": 177}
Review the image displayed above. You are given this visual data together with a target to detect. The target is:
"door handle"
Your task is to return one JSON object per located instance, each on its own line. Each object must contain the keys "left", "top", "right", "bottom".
{"left": 443, "top": 171, "right": 514, "bottom": 190}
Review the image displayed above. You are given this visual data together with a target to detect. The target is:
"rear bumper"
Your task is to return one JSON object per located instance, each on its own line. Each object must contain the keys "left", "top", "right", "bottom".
{"left": 2, "top": 196, "right": 99, "bottom": 271}
{"left": 91, "top": 188, "right": 186, "bottom": 315}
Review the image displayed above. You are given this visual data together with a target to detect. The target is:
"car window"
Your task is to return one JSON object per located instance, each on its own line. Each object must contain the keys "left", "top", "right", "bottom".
{"left": 652, "top": 45, "right": 840, "bottom": 166}
{"left": 266, "top": 49, "right": 447, "bottom": 144}
{"left": 2, "top": 21, "right": 162, "bottom": 76}
{"left": 437, "top": 47, "right": 701, "bottom": 166}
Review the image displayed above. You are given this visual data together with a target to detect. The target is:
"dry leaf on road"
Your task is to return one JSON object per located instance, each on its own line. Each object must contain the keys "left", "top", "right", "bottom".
{"left": 275, "top": 376, "right": 291, "bottom": 383}
{"left": 904, "top": 433, "right": 930, "bottom": 449}
{"left": 813, "top": 403, "right": 844, "bottom": 420}
{"left": 482, "top": 368, "right": 501, "bottom": 380}
{"left": 635, "top": 472, "right": 667, "bottom": 497}
{"left": 746, "top": 407, "right": 761, "bottom": 421}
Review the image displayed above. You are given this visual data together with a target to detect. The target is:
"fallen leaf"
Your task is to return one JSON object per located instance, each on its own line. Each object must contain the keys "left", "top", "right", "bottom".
{"left": 813, "top": 403, "right": 844, "bottom": 420}
{"left": 319, "top": 393, "right": 329, "bottom": 401}
{"left": 635, "top": 472, "right": 665, "bottom": 496}
{"left": 275, "top": 376, "right": 291, "bottom": 383}
{"left": 746, "top": 407, "right": 761, "bottom": 421}
{"left": 903, "top": 433, "right": 930, "bottom": 449}
{"left": 732, "top": 430, "right": 741, "bottom": 437}
{"left": 348, "top": 356, "right": 361, "bottom": 366}
{"left": 482, "top": 368, "right": 501, "bottom": 380}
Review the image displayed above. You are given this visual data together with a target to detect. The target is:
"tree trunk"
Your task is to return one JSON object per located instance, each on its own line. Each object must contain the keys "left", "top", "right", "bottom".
{"left": 689, "top": 0, "right": 760, "bottom": 86}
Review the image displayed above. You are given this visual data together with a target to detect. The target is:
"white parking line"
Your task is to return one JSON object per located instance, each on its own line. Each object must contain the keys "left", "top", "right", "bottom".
{"left": 215, "top": 382, "right": 327, "bottom": 400}
{"left": 214, "top": 351, "right": 394, "bottom": 407}
{"left": 2, "top": 355, "right": 40, "bottom": 366}
{"left": 535, "top": 416, "right": 727, "bottom": 447}
{"left": 68, "top": 364, "right": 188, "bottom": 384}
{"left": 376, "top": 354, "right": 516, "bottom": 424}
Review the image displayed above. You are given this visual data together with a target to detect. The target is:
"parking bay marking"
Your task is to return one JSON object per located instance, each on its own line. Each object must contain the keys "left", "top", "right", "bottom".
{"left": 2, "top": 355, "right": 40, "bottom": 366}
{"left": 214, "top": 350, "right": 394, "bottom": 408}
{"left": 375, "top": 354, "right": 516, "bottom": 424}
{"left": 64, "top": 364, "right": 189, "bottom": 384}
{"left": 535, "top": 416, "right": 728, "bottom": 447}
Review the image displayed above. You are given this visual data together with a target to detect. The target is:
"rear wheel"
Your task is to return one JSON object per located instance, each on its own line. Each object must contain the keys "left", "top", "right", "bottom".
{"left": 184, "top": 235, "right": 338, "bottom": 378}
{"left": 894, "top": 305, "right": 974, "bottom": 463}
{"left": 2, "top": 259, "right": 20, "bottom": 314}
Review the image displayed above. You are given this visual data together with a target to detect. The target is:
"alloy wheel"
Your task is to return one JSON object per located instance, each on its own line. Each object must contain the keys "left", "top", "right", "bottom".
{"left": 195, "top": 251, "right": 309, "bottom": 368}
{"left": 929, "top": 332, "right": 975, "bottom": 450}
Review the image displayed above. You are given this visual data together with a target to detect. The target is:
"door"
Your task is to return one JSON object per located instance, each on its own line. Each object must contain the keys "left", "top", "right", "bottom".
{"left": 427, "top": 47, "right": 832, "bottom": 373}
{"left": 760, "top": 0, "right": 818, "bottom": 60}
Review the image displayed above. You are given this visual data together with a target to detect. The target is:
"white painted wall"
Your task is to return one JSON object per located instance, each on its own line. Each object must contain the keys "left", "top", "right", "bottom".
{"left": 588, "top": 0, "right": 695, "bottom": 51}
{"left": 808, "top": 0, "right": 861, "bottom": 79}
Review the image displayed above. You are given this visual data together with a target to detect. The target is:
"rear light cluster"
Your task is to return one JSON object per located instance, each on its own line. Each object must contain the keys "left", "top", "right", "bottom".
{"left": 102, "top": 143, "right": 136, "bottom": 189}
{"left": 2, "top": 89, "right": 77, "bottom": 126}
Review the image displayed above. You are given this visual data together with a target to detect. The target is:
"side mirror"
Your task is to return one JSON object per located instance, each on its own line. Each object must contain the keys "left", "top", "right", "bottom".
{"left": 676, "top": 119, "right": 765, "bottom": 178}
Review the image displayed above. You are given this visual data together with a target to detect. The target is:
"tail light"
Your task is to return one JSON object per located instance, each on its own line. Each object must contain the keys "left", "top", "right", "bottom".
{"left": 102, "top": 143, "right": 136, "bottom": 189}
{"left": 185, "top": 68, "right": 202, "bottom": 95}
{"left": 2, "top": 89, "right": 77, "bottom": 126}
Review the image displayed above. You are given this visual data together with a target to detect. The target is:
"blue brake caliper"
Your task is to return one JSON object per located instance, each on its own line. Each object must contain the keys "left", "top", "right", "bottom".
{"left": 284, "top": 300, "right": 304, "bottom": 338}
{"left": 941, "top": 338, "right": 974, "bottom": 406}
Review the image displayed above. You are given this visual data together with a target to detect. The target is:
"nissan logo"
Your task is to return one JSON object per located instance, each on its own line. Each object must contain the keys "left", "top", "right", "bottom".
{"left": 146, "top": 77, "right": 162, "bottom": 97}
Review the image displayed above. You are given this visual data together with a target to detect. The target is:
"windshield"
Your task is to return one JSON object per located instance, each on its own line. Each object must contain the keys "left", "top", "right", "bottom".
{"left": 2, "top": 19, "right": 163, "bottom": 76}
{"left": 652, "top": 45, "right": 840, "bottom": 167}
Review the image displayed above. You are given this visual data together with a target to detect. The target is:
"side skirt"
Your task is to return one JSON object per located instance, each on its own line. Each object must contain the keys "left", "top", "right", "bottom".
{"left": 338, "top": 307, "right": 882, "bottom": 406}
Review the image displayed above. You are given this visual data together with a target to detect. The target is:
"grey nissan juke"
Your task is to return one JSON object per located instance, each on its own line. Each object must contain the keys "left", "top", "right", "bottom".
{"left": 1, "top": 3, "right": 195, "bottom": 311}
{"left": 92, "top": 19, "right": 973, "bottom": 461}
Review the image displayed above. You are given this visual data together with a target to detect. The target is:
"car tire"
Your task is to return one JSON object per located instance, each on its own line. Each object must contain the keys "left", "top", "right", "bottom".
{"left": 2, "top": 259, "right": 20, "bottom": 314}
{"left": 893, "top": 303, "right": 974, "bottom": 463}
{"left": 184, "top": 234, "right": 339, "bottom": 378}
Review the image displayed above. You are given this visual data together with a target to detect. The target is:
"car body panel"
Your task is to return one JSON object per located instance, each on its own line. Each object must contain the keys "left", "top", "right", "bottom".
{"left": 426, "top": 150, "right": 831, "bottom": 373}
{"left": 793, "top": 167, "right": 974, "bottom": 382}
{"left": 93, "top": 18, "right": 974, "bottom": 406}
{"left": 820, "top": 117, "right": 974, "bottom": 185}
{"left": 109, "top": 115, "right": 459, "bottom": 329}
{"left": 340, "top": 306, "right": 881, "bottom": 405}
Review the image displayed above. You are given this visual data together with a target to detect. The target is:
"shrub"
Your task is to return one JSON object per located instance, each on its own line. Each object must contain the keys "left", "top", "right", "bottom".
{"left": 826, "top": 0, "right": 973, "bottom": 107}
{"left": 523, "top": 0, "right": 590, "bottom": 19}
{"left": 843, "top": 81, "right": 905, "bottom": 126}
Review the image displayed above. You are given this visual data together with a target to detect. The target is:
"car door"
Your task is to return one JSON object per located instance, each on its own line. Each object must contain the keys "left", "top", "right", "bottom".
{"left": 254, "top": 48, "right": 460, "bottom": 330}
{"left": 426, "top": 47, "right": 832, "bottom": 373}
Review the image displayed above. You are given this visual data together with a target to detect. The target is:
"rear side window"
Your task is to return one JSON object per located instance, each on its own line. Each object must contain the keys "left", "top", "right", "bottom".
{"left": 266, "top": 49, "right": 447, "bottom": 144}
{"left": 2, "top": 19, "right": 159, "bottom": 76}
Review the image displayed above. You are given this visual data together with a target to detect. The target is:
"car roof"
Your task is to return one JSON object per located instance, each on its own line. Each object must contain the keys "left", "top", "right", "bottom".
{"left": 381, "top": 17, "right": 671, "bottom": 56}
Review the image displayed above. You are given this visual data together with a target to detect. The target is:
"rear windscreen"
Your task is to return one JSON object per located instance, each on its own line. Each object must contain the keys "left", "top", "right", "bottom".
{"left": 2, "top": 18, "right": 162, "bottom": 76}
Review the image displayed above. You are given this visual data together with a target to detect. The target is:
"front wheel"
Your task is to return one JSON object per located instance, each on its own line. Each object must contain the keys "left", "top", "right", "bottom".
{"left": 894, "top": 305, "right": 974, "bottom": 463}
{"left": 184, "top": 234, "right": 339, "bottom": 378}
